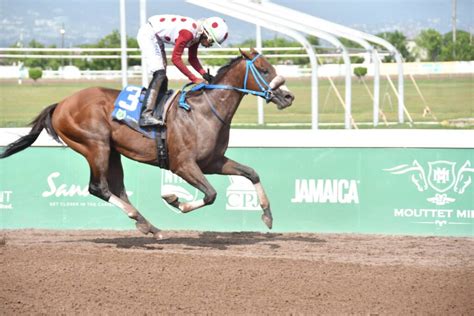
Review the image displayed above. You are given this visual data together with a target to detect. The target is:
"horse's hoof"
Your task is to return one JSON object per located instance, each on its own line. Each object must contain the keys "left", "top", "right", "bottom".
{"left": 162, "top": 194, "right": 178, "bottom": 205}
{"left": 153, "top": 231, "right": 166, "bottom": 240}
{"left": 149, "top": 226, "right": 165, "bottom": 240}
{"left": 135, "top": 222, "right": 151, "bottom": 235}
{"left": 261, "top": 214, "right": 273, "bottom": 229}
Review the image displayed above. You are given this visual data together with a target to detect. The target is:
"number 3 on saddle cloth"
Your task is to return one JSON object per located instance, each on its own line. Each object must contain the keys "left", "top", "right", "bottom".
{"left": 112, "top": 85, "right": 180, "bottom": 168}
{"left": 112, "top": 85, "right": 180, "bottom": 138}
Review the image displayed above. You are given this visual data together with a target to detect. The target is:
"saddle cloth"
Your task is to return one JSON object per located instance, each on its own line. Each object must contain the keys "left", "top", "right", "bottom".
{"left": 111, "top": 85, "right": 179, "bottom": 139}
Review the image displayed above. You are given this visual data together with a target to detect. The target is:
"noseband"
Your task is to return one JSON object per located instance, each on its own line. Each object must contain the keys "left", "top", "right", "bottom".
{"left": 179, "top": 54, "right": 278, "bottom": 111}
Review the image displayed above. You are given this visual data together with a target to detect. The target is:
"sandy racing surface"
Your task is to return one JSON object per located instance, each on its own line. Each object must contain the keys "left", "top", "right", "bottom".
{"left": 1, "top": 229, "right": 473, "bottom": 314}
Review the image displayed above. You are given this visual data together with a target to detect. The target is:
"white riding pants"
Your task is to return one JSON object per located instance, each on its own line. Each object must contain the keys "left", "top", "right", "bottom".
{"left": 137, "top": 23, "right": 167, "bottom": 74}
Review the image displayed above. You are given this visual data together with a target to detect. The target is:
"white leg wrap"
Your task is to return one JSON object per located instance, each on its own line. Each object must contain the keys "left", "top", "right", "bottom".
{"left": 109, "top": 195, "right": 136, "bottom": 217}
{"left": 179, "top": 199, "right": 205, "bottom": 213}
{"left": 254, "top": 182, "right": 269, "bottom": 208}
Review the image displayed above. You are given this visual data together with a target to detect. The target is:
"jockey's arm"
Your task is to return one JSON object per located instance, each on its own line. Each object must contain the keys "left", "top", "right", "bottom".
{"left": 188, "top": 43, "right": 206, "bottom": 77}
{"left": 172, "top": 30, "right": 203, "bottom": 83}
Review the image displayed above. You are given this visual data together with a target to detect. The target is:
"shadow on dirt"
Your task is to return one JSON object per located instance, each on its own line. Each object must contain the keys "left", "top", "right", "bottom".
{"left": 85, "top": 231, "right": 327, "bottom": 251}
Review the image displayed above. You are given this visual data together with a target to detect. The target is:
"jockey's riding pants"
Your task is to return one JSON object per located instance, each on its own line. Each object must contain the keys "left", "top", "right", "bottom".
{"left": 137, "top": 23, "right": 166, "bottom": 74}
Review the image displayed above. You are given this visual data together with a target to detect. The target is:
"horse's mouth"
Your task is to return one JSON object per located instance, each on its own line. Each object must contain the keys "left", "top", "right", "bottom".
{"left": 271, "top": 89, "right": 295, "bottom": 110}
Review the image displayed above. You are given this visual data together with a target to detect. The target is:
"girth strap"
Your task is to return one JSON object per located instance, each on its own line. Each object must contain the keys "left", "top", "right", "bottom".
{"left": 155, "top": 127, "right": 169, "bottom": 169}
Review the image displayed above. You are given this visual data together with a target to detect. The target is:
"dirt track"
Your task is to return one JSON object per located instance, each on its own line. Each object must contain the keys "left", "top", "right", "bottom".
{"left": 1, "top": 229, "right": 473, "bottom": 315}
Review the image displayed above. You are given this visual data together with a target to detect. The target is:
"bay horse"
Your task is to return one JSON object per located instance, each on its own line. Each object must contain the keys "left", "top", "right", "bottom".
{"left": 0, "top": 48, "right": 294, "bottom": 239}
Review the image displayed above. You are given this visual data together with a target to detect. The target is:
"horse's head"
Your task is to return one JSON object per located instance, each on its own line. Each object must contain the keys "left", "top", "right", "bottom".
{"left": 239, "top": 48, "right": 295, "bottom": 109}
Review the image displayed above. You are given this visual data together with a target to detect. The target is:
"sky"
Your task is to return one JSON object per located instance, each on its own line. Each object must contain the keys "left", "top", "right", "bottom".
{"left": 0, "top": 0, "right": 472, "bottom": 48}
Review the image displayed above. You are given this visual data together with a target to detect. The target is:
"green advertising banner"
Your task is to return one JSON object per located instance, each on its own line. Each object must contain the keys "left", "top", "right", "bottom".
{"left": 1, "top": 147, "right": 473, "bottom": 237}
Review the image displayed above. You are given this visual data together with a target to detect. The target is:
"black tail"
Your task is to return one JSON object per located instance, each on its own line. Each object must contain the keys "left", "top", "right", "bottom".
{"left": 0, "top": 103, "right": 60, "bottom": 159}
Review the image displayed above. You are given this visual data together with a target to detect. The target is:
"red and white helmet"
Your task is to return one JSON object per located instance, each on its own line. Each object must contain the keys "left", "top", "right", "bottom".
{"left": 202, "top": 17, "right": 228, "bottom": 47}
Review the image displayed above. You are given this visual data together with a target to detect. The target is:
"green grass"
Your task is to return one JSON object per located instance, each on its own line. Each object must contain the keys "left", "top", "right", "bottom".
{"left": 0, "top": 76, "right": 472, "bottom": 128}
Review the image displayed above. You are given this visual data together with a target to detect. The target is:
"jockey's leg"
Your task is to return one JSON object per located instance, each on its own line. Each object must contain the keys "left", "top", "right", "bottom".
{"left": 139, "top": 69, "right": 166, "bottom": 127}
{"left": 137, "top": 23, "right": 167, "bottom": 127}
{"left": 205, "top": 157, "right": 273, "bottom": 229}
{"left": 162, "top": 162, "right": 217, "bottom": 213}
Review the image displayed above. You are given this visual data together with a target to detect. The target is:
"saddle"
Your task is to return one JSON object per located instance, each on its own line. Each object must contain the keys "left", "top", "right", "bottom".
{"left": 112, "top": 85, "right": 180, "bottom": 169}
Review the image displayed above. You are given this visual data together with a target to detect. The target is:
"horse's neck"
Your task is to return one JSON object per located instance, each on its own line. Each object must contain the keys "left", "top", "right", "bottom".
{"left": 206, "top": 66, "right": 246, "bottom": 123}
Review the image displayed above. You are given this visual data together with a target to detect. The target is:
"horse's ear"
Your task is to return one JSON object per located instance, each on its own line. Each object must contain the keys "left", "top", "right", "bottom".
{"left": 239, "top": 48, "right": 252, "bottom": 60}
{"left": 250, "top": 47, "right": 260, "bottom": 55}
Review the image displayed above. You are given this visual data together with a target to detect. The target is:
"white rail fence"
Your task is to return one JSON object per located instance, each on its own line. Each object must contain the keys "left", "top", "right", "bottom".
{"left": 1, "top": 47, "right": 472, "bottom": 81}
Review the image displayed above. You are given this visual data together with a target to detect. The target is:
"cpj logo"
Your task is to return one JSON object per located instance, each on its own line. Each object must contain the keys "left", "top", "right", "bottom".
{"left": 384, "top": 160, "right": 474, "bottom": 227}
{"left": 0, "top": 190, "right": 13, "bottom": 209}
{"left": 226, "top": 176, "right": 260, "bottom": 211}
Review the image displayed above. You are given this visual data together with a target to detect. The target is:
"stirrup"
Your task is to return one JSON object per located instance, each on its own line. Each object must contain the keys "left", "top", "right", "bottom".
{"left": 139, "top": 115, "right": 161, "bottom": 127}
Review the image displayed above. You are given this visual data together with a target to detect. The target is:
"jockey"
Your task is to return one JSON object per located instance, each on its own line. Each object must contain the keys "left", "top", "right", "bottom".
{"left": 137, "top": 15, "right": 229, "bottom": 126}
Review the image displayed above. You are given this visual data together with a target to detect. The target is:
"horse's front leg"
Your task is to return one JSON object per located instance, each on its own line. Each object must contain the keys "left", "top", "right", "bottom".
{"left": 206, "top": 157, "right": 273, "bottom": 229}
{"left": 163, "top": 162, "right": 217, "bottom": 213}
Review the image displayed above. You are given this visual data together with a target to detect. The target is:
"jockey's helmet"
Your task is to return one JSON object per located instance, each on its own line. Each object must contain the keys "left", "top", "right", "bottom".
{"left": 202, "top": 17, "right": 228, "bottom": 47}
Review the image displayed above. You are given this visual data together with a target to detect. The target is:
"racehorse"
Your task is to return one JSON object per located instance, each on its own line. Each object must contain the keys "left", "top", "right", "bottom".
{"left": 0, "top": 48, "right": 294, "bottom": 239}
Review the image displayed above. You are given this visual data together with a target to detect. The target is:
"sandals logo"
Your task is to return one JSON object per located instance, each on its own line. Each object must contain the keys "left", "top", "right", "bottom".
{"left": 384, "top": 160, "right": 474, "bottom": 206}
{"left": 0, "top": 191, "right": 13, "bottom": 209}
{"left": 41, "top": 172, "right": 132, "bottom": 207}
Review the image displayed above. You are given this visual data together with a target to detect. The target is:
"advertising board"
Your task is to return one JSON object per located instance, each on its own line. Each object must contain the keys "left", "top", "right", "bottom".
{"left": 1, "top": 146, "right": 472, "bottom": 236}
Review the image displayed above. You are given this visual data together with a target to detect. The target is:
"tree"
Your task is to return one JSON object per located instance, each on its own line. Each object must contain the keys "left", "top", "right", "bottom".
{"left": 79, "top": 30, "right": 140, "bottom": 70}
{"left": 220, "top": 36, "right": 309, "bottom": 66}
{"left": 376, "top": 31, "right": 414, "bottom": 62}
{"left": 29, "top": 68, "right": 43, "bottom": 82}
{"left": 440, "top": 30, "right": 474, "bottom": 61}
{"left": 354, "top": 67, "right": 367, "bottom": 79}
{"left": 415, "top": 29, "right": 442, "bottom": 61}
{"left": 306, "top": 35, "right": 320, "bottom": 46}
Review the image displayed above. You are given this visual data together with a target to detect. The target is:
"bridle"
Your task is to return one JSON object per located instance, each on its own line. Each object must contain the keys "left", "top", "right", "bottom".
{"left": 179, "top": 54, "right": 282, "bottom": 113}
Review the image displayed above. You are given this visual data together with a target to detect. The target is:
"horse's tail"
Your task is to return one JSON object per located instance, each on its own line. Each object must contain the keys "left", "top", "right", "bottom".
{"left": 0, "top": 103, "right": 60, "bottom": 159}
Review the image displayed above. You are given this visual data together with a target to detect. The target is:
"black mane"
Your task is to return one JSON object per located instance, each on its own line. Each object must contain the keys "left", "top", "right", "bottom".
{"left": 187, "top": 55, "right": 243, "bottom": 97}
{"left": 212, "top": 56, "right": 243, "bottom": 83}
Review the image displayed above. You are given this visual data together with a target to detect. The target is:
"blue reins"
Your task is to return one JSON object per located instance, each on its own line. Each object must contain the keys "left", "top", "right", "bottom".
{"left": 178, "top": 54, "right": 273, "bottom": 111}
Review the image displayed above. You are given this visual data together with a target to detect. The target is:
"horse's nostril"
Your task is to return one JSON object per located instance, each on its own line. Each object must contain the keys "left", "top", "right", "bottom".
{"left": 285, "top": 93, "right": 294, "bottom": 101}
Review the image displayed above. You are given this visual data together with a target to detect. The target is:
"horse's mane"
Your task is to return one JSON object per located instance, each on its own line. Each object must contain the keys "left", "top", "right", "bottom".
{"left": 211, "top": 55, "right": 243, "bottom": 83}
{"left": 187, "top": 56, "right": 242, "bottom": 97}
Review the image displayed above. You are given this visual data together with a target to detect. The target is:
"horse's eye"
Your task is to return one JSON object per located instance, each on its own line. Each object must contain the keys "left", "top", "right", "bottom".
{"left": 261, "top": 69, "right": 269, "bottom": 75}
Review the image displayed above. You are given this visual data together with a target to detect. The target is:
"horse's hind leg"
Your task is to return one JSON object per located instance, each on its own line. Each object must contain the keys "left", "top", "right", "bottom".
{"left": 163, "top": 161, "right": 217, "bottom": 213}
{"left": 107, "top": 149, "right": 163, "bottom": 239}
{"left": 206, "top": 157, "right": 273, "bottom": 229}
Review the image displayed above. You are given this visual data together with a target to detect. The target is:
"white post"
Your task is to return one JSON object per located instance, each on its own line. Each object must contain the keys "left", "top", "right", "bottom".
{"left": 373, "top": 51, "right": 380, "bottom": 126}
{"left": 119, "top": 0, "right": 128, "bottom": 88}
{"left": 140, "top": 0, "right": 148, "bottom": 87}
{"left": 395, "top": 53, "right": 404, "bottom": 123}
{"left": 256, "top": 24, "right": 264, "bottom": 125}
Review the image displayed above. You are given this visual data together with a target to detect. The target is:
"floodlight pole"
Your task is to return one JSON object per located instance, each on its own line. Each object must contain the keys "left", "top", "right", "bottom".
{"left": 119, "top": 0, "right": 128, "bottom": 88}
{"left": 140, "top": 0, "right": 148, "bottom": 87}
{"left": 256, "top": 24, "right": 264, "bottom": 125}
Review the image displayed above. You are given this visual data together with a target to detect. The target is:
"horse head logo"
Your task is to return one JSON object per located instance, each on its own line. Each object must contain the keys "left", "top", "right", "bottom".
{"left": 454, "top": 161, "right": 474, "bottom": 194}
{"left": 384, "top": 160, "right": 428, "bottom": 192}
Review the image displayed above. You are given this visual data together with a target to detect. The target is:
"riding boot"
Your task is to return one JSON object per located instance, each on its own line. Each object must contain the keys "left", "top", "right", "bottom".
{"left": 140, "top": 70, "right": 166, "bottom": 127}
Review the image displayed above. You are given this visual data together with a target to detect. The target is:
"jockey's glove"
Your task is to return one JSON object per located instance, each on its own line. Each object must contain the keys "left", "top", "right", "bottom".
{"left": 202, "top": 72, "right": 214, "bottom": 83}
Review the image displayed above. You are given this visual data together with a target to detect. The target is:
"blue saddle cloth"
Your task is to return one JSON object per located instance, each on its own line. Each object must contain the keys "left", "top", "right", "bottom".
{"left": 111, "top": 85, "right": 157, "bottom": 139}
